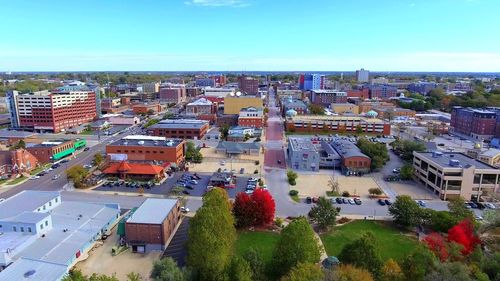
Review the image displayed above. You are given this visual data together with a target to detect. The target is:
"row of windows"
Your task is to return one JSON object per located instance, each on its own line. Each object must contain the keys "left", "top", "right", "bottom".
{"left": 116, "top": 149, "right": 165, "bottom": 154}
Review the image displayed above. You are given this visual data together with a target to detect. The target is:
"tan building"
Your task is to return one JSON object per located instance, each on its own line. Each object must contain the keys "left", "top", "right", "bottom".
{"left": 413, "top": 151, "right": 500, "bottom": 201}
{"left": 224, "top": 96, "right": 263, "bottom": 114}
{"left": 330, "top": 103, "right": 359, "bottom": 114}
{"left": 373, "top": 107, "right": 416, "bottom": 119}
{"left": 466, "top": 147, "right": 500, "bottom": 168}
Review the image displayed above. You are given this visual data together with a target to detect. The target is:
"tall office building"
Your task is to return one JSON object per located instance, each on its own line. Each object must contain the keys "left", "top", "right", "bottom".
{"left": 238, "top": 76, "right": 259, "bottom": 95}
{"left": 299, "top": 74, "right": 325, "bottom": 90}
{"left": 7, "top": 88, "right": 97, "bottom": 133}
{"left": 356, "top": 68, "right": 370, "bottom": 83}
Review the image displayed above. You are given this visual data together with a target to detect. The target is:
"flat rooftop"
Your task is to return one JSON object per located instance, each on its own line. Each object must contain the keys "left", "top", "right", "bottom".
{"left": 109, "top": 135, "right": 183, "bottom": 147}
{"left": 150, "top": 119, "right": 209, "bottom": 130}
{"left": 127, "top": 198, "right": 177, "bottom": 224}
{"left": 289, "top": 137, "right": 317, "bottom": 152}
{"left": 0, "top": 129, "right": 37, "bottom": 138}
{"left": 26, "top": 140, "right": 71, "bottom": 148}
{"left": 0, "top": 191, "right": 60, "bottom": 219}
{"left": 416, "top": 152, "right": 496, "bottom": 170}
{"left": 289, "top": 115, "right": 386, "bottom": 123}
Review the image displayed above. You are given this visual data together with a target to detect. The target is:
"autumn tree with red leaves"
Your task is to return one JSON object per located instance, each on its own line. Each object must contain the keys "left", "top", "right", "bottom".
{"left": 233, "top": 189, "right": 276, "bottom": 228}
{"left": 447, "top": 218, "right": 481, "bottom": 255}
{"left": 424, "top": 232, "right": 449, "bottom": 261}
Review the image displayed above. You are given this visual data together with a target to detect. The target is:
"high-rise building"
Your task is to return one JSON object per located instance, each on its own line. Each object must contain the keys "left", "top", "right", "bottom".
{"left": 356, "top": 68, "right": 370, "bottom": 83}
{"left": 451, "top": 107, "right": 500, "bottom": 140}
{"left": 298, "top": 74, "right": 325, "bottom": 90}
{"left": 238, "top": 76, "right": 259, "bottom": 95}
{"left": 7, "top": 87, "right": 97, "bottom": 133}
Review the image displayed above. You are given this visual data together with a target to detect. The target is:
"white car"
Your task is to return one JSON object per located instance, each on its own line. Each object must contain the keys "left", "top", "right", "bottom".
{"left": 485, "top": 202, "right": 496, "bottom": 209}
{"left": 180, "top": 207, "right": 190, "bottom": 213}
{"left": 52, "top": 175, "right": 60, "bottom": 180}
{"left": 30, "top": 176, "right": 40, "bottom": 180}
{"left": 475, "top": 215, "right": 483, "bottom": 221}
{"left": 220, "top": 161, "right": 226, "bottom": 166}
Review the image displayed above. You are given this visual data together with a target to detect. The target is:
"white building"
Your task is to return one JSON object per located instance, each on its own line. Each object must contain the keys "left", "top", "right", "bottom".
{"left": 0, "top": 191, "right": 120, "bottom": 280}
{"left": 185, "top": 98, "right": 213, "bottom": 116}
{"left": 356, "top": 68, "right": 370, "bottom": 83}
{"left": 203, "top": 87, "right": 235, "bottom": 98}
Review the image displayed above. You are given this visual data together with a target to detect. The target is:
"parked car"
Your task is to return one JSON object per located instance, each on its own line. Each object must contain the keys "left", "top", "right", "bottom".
{"left": 335, "top": 197, "right": 343, "bottom": 204}
{"left": 182, "top": 190, "right": 190, "bottom": 195}
{"left": 60, "top": 159, "right": 69, "bottom": 163}
{"left": 354, "top": 198, "right": 362, "bottom": 205}
{"left": 475, "top": 202, "right": 486, "bottom": 209}
{"left": 416, "top": 200, "right": 426, "bottom": 207}
{"left": 384, "top": 199, "right": 392, "bottom": 205}
{"left": 312, "top": 197, "right": 319, "bottom": 203}
{"left": 392, "top": 168, "right": 401, "bottom": 174}
{"left": 52, "top": 174, "right": 60, "bottom": 180}
{"left": 180, "top": 206, "right": 190, "bottom": 213}
{"left": 348, "top": 199, "right": 355, "bottom": 205}
{"left": 377, "top": 199, "right": 386, "bottom": 206}
{"left": 38, "top": 172, "right": 47, "bottom": 176}
{"left": 84, "top": 147, "right": 90, "bottom": 151}
{"left": 189, "top": 180, "right": 198, "bottom": 185}
{"left": 192, "top": 173, "right": 201, "bottom": 180}
{"left": 220, "top": 161, "right": 226, "bottom": 166}
{"left": 342, "top": 198, "right": 348, "bottom": 204}
{"left": 30, "top": 176, "right": 40, "bottom": 180}
{"left": 467, "top": 202, "right": 478, "bottom": 209}
{"left": 185, "top": 185, "right": 194, "bottom": 190}
{"left": 306, "top": 197, "right": 312, "bottom": 204}
{"left": 484, "top": 203, "right": 496, "bottom": 209}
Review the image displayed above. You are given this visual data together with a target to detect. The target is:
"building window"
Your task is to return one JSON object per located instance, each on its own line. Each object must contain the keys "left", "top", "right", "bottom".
{"left": 49, "top": 201, "right": 52, "bottom": 207}
{"left": 55, "top": 198, "right": 58, "bottom": 203}
{"left": 13, "top": 226, "right": 17, "bottom": 232}
{"left": 43, "top": 205, "right": 46, "bottom": 210}
{"left": 45, "top": 221, "right": 48, "bottom": 226}
{"left": 20, "top": 227, "right": 24, "bottom": 232}
{"left": 40, "top": 224, "right": 44, "bottom": 230}
{"left": 28, "top": 227, "right": 32, "bottom": 232}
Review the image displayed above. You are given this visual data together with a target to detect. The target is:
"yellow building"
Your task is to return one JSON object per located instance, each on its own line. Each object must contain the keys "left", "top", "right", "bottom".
{"left": 330, "top": 103, "right": 359, "bottom": 114}
{"left": 224, "top": 96, "right": 263, "bottom": 114}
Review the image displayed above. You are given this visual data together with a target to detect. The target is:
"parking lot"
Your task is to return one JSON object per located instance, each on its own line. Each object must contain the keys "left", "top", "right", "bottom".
{"left": 94, "top": 172, "right": 253, "bottom": 198}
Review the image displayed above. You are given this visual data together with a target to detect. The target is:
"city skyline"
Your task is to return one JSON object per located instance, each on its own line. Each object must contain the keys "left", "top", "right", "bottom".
{"left": 1, "top": 0, "right": 500, "bottom": 72}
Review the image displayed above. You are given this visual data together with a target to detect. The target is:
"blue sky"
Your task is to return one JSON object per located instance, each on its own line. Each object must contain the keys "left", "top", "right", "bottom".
{"left": 1, "top": 0, "right": 499, "bottom": 71}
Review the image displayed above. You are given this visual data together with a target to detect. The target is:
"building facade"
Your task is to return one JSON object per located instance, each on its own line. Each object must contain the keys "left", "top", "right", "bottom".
{"left": 224, "top": 96, "right": 263, "bottom": 114}
{"left": 299, "top": 74, "right": 325, "bottom": 90}
{"left": 451, "top": 107, "right": 499, "bottom": 140}
{"left": 366, "top": 85, "right": 398, "bottom": 100}
{"left": 310, "top": 90, "right": 348, "bottom": 105}
{"left": 346, "top": 89, "right": 370, "bottom": 100}
{"left": 238, "top": 76, "right": 259, "bottom": 95}
{"left": 148, "top": 119, "right": 210, "bottom": 140}
{"left": 356, "top": 68, "right": 370, "bottom": 82}
{"left": 132, "top": 103, "right": 162, "bottom": 115}
{"left": 238, "top": 107, "right": 264, "bottom": 128}
{"left": 413, "top": 151, "right": 500, "bottom": 201}
{"left": 26, "top": 139, "right": 86, "bottom": 163}
{"left": 185, "top": 98, "right": 214, "bottom": 116}
{"left": 330, "top": 103, "right": 359, "bottom": 114}
{"left": 285, "top": 115, "right": 391, "bottom": 135}
{"left": 159, "top": 88, "right": 186, "bottom": 104}
{"left": 0, "top": 149, "right": 39, "bottom": 178}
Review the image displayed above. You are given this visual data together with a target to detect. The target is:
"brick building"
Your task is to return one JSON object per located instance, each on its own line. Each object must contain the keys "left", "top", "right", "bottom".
{"left": 347, "top": 89, "right": 370, "bottom": 100}
{"left": 0, "top": 149, "right": 39, "bottom": 178}
{"left": 224, "top": 95, "right": 263, "bottom": 114}
{"left": 185, "top": 98, "right": 214, "bottom": 117}
{"left": 365, "top": 85, "right": 398, "bottom": 100}
{"left": 310, "top": 90, "right": 348, "bottom": 106}
{"left": 106, "top": 135, "right": 185, "bottom": 165}
{"left": 285, "top": 115, "right": 391, "bottom": 136}
{"left": 451, "top": 107, "right": 499, "bottom": 140}
{"left": 238, "top": 107, "right": 264, "bottom": 128}
{"left": 238, "top": 76, "right": 259, "bottom": 95}
{"left": 148, "top": 119, "right": 210, "bottom": 140}
{"left": 125, "top": 198, "right": 181, "bottom": 252}
{"left": 132, "top": 103, "right": 162, "bottom": 115}
{"left": 26, "top": 139, "right": 86, "bottom": 163}
{"left": 159, "top": 88, "right": 186, "bottom": 104}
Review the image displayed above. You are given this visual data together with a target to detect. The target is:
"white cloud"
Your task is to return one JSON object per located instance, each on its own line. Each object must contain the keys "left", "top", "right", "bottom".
{"left": 184, "top": 0, "right": 250, "bottom": 7}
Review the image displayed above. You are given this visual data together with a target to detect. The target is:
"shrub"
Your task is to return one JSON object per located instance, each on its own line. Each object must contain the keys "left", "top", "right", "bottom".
{"left": 289, "top": 190, "right": 299, "bottom": 196}
{"left": 368, "top": 188, "right": 383, "bottom": 196}
{"left": 342, "top": 191, "right": 350, "bottom": 197}
{"left": 254, "top": 169, "right": 259, "bottom": 174}
{"left": 255, "top": 160, "right": 260, "bottom": 165}
{"left": 338, "top": 217, "right": 351, "bottom": 224}
{"left": 275, "top": 217, "right": 284, "bottom": 228}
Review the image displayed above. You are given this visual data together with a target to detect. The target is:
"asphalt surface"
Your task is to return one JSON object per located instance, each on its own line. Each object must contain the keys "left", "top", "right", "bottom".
{"left": 162, "top": 217, "right": 190, "bottom": 266}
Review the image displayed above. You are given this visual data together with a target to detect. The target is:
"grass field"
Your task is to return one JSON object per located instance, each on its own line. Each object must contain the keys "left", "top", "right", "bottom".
{"left": 320, "top": 220, "right": 420, "bottom": 261}
{"left": 235, "top": 231, "right": 280, "bottom": 265}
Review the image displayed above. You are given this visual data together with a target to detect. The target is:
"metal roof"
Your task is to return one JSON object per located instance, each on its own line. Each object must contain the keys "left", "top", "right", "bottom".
{"left": 416, "top": 152, "right": 497, "bottom": 170}
{"left": 330, "top": 138, "right": 370, "bottom": 160}
{"left": 127, "top": 198, "right": 178, "bottom": 224}
{"left": 0, "top": 191, "right": 60, "bottom": 220}
{"left": 0, "top": 129, "right": 37, "bottom": 138}
{"left": 0, "top": 258, "right": 68, "bottom": 281}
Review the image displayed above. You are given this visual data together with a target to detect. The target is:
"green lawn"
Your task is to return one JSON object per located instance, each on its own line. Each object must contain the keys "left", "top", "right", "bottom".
{"left": 8, "top": 176, "right": 27, "bottom": 185}
{"left": 235, "top": 231, "right": 280, "bottom": 265}
{"left": 30, "top": 164, "right": 50, "bottom": 175}
{"left": 320, "top": 220, "right": 420, "bottom": 261}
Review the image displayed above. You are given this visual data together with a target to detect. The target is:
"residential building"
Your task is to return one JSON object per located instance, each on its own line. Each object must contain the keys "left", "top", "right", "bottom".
{"left": 413, "top": 151, "right": 500, "bottom": 201}
{"left": 450, "top": 107, "right": 499, "bottom": 140}
{"left": 7, "top": 88, "right": 97, "bottom": 133}
{"left": 195, "top": 78, "right": 215, "bottom": 87}
{"left": 330, "top": 103, "right": 359, "bottom": 114}
{"left": 310, "top": 90, "right": 348, "bottom": 105}
{"left": 185, "top": 98, "right": 214, "bottom": 117}
{"left": 408, "top": 82, "right": 438, "bottom": 95}
{"left": 106, "top": 135, "right": 185, "bottom": 165}
{"left": 132, "top": 103, "right": 162, "bottom": 115}
{"left": 346, "top": 89, "right": 370, "bottom": 100}
{"left": 238, "top": 76, "right": 259, "bottom": 95}
{"left": 186, "top": 87, "right": 202, "bottom": 98}
{"left": 124, "top": 198, "right": 181, "bottom": 253}
{"left": 26, "top": 139, "right": 86, "bottom": 163}
{"left": 0, "top": 149, "right": 39, "bottom": 178}
{"left": 138, "top": 82, "right": 160, "bottom": 93}
{"left": 466, "top": 147, "right": 500, "bottom": 168}
{"left": 0, "top": 191, "right": 120, "bottom": 280}
{"left": 285, "top": 115, "right": 391, "bottom": 135}
{"left": 209, "top": 75, "right": 226, "bottom": 86}
{"left": 356, "top": 68, "right": 370, "bottom": 83}
{"left": 373, "top": 107, "right": 416, "bottom": 119}
{"left": 366, "top": 85, "right": 398, "bottom": 100}
{"left": 148, "top": 119, "right": 210, "bottom": 140}
{"left": 159, "top": 88, "right": 186, "bottom": 104}
{"left": 215, "top": 141, "right": 260, "bottom": 156}
{"left": 224, "top": 95, "right": 263, "bottom": 114}
{"left": 330, "top": 138, "right": 371, "bottom": 174}
{"left": 238, "top": 107, "right": 264, "bottom": 128}
{"left": 371, "top": 77, "right": 389, "bottom": 85}
{"left": 299, "top": 74, "right": 325, "bottom": 90}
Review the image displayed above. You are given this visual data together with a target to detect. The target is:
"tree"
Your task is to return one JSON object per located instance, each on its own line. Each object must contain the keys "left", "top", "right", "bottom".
{"left": 381, "top": 259, "right": 404, "bottom": 281}
{"left": 390, "top": 139, "right": 426, "bottom": 161}
{"left": 481, "top": 252, "right": 500, "bottom": 281}
{"left": 357, "top": 138, "right": 389, "bottom": 170}
{"left": 368, "top": 188, "right": 383, "bottom": 196}
{"left": 263, "top": 107, "right": 269, "bottom": 114}
{"left": 325, "top": 264, "right": 374, "bottom": 281}
{"left": 220, "top": 125, "right": 230, "bottom": 140}
{"left": 227, "top": 256, "right": 253, "bottom": 281}
{"left": 308, "top": 197, "right": 339, "bottom": 231}
{"left": 327, "top": 176, "right": 340, "bottom": 195}
{"left": 389, "top": 195, "right": 423, "bottom": 229}
{"left": 280, "top": 263, "right": 324, "bottom": 281}
{"left": 425, "top": 262, "right": 473, "bottom": 281}
{"left": 185, "top": 141, "right": 203, "bottom": 163}
{"left": 447, "top": 197, "right": 473, "bottom": 221}
{"left": 150, "top": 257, "right": 185, "bottom": 281}
{"left": 62, "top": 270, "right": 120, "bottom": 281}
{"left": 93, "top": 153, "right": 104, "bottom": 167}
{"left": 356, "top": 124, "right": 363, "bottom": 135}
{"left": 272, "top": 217, "right": 321, "bottom": 276}
{"left": 287, "top": 170, "right": 298, "bottom": 185}
{"left": 447, "top": 219, "right": 481, "bottom": 256}
{"left": 233, "top": 192, "right": 254, "bottom": 228}
{"left": 399, "top": 164, "right": 414, "bottom": 180}
{"left": 426, "top": 210, "right": 457, "bottom": 233}
{"left": 401, "top": 248, "right": 437, "bottom": 281}
{"left": 242, "top": 248, "right": 266, "bottom": 281}
{"left": 424, "top": 232, "right": 449, "bottom": 261}
{"left": 308, "top": 104, "right": 325, "bottom": 115}
{"left": 187, "top": 188, "right": 236, "bottom": 281}
{"left": 66, "top": 165, "right": 89, "bottom": 188}
{"left": 12, "top": 139, "right": 26, "bottom": 149}
{"left": 251, "top": 188, "right": 276, "bottom": 226}
{"left": 144, "top": 118, "right": 160, "bottom": 128}
{"left": 126, "top": 272, "right": 142, "bottom": 281}
{"left": 147, "top": 109, "right": 155, "bottom": 116}
{"left": 338, "top": 232, "right": 383, "bottom": 279}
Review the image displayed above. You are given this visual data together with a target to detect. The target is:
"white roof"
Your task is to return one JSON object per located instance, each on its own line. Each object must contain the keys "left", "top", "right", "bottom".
{"left": 0, "top": 258, "right": 67, "bottom": 281}
{"left": 127, "top": 198, "right": 177, "bottom": 224}
{"left": 123, "top": 135, "right": 166, "bottom": 141}
{"left": 0, "top": 191, "right": 60, "bottom": 219}
{"left": 187, "top": 98, "right": 212, "bottom": 106}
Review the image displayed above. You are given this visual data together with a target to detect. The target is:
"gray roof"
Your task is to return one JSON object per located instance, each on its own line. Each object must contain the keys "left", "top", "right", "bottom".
{"left": 321, "top": 141, "right": 340, "bottom": 157}
{"left": 289, "top": 137, "right": 316, "bottom": 152}
{"left": 416, "top": 152, "right": 496, "bottom": 170}
{"left": 0, "top": 258, "right": 68, "bottom": 281}
{"left": 127, "top": 198, "right": 178, "bottom": 224}
{"left": 216, "top": 141, "right": 260, "bottom": 154}
{"left": 330, "top": 139, "right": 370, "bottom": 160}
{"left": 0, "top": 129, "right": 37, "bottom": 138}
{"left": 150, "top": 119, "right": 209, "bottom": 130}
{"left": 109, "top": 136, "right": 183, "bottom": 148}
{"left": 0, "top": 191, "right": 60, "bottom": 219}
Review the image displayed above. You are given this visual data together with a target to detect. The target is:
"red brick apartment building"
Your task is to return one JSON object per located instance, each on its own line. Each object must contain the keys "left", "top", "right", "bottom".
{"left": 106, "top": 135, "right": 185, "bottom": 165}
{"left": 310, "top": 90, "right": 348, "bottom": 105}
{"left": 147, "top": 119, "right": 210, "bottom": 140}
{"left": 285, "top": 116, "right": 391, "bottom": 136}
{"left": 132, "top": 103, "right": 162, "bottom": 115}
{"left": 9, "top": 89, "right": 97, "bottom": 133}
{"left": 347, "top": 89, "right": 370, "bottom": 100}
{"left": 159, "top": 88, "right": 186, "bottom": 104}
{"left": 238, "top": 76, "right": 259, "bottom": 95}
{"left": 125, "top": 198, "right": 181, "bottom": 252}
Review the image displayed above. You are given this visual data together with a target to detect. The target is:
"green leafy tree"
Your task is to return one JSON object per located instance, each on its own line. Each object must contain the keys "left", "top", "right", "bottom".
{"left": 287, "top": 170, "right": 298, "bottom": 186}
{"left": 66, "top": 165, "right": 89, "bottom": 188}
{"left": 427, "top": 210, "right": 458, "bottom": 233}
{"left": 357, "top": 138, "right": 389, "bottom": 170}
{"left": 447, "top": 197, "right": 473, "bottom": 221}
{"left": 187, "top": 188, "right": 236, "bottom": 281}
{"left": 308, "top": 104, "right": 325, "bottom": 115}
{"left": 401, "top": 248, "right": 437, "bottom": 281}
{"left": 62, "top": 270, "right": 120, "bottom": 281}
{"left": 338, "top": 232, "right": 383, "bottom": 279}
{"left": 368, "top": 188, "right": 383, "bottom": 196}
{"left": 325, "top": 264, "right": 374, "bottom": 281}
{"left": 150, "top": 257, "right": 186, "bottom": 281}
{"left": 381, "top": 259, "right": 404, "bottom": 281}
{"left": 481, "top": 251, "right": 500, "bottom": 281}
{"left": 126, "top": 272, "right": 142, "bottom": 281}
{"left": 280, "top": 263, "right": 324, "bottom": 281}
{"left": 144, "top": 118, "right": 160, "bottom": 128}
{"left": 355, "top": 124, "right": 363, "bottom": 135}
{"left": 389, "top": 195, "right": 423, "bottom": 229}
{"left": 242, "top": 248, "right": 266, "bottom": 281}
{"left": 399, "top": 164, "right": 414, "bottom": 180}
{"left": 93, "top": 153, "right": 104, "bottom": 167}
{"left": 220, "top": 125, "right": 230, "bottom": 140}
{"left": 425, "top": 262, "right": 473, "bottom": 281}
{"left": 12, "top": 139, "right": 26, "bottom": 150}
{"left": 308, "top": 197, "right": 339, "bottom": 231}
{"left": 272, "top": 217, "right": 321, "bottom": 276}
{"left": 227, "top": 256, "right": 253, "bottom": 281}
{"left": 390, "top": 139, "right": 426, "bottom": 161}
{"left": 185, "top": 141, "right": 203, "bottom": 163}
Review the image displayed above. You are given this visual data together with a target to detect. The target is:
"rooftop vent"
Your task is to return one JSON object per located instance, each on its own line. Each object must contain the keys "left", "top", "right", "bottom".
{"left": 449, "top": 159, "right": 461, "bottom": 167}
{"left": 138, "top": 140, "right": 145, "bottom": 145}
{"left": 432, "top": 151, "right": 443, "bottom": 158}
